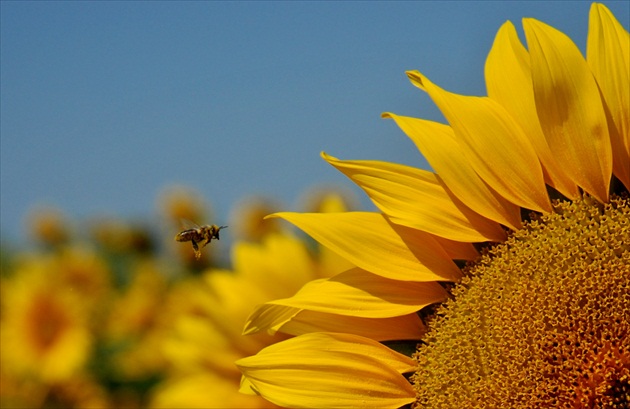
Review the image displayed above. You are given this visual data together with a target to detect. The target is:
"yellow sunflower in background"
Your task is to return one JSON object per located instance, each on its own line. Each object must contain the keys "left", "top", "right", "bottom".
{"left": 237, "top": 3, "right": 629, "bottom": 408}
{"left": 0, "top": 189, "right": 220, "bottom": 408}
{"left": 0, "top": 254, "right": 96, "bottom": 407}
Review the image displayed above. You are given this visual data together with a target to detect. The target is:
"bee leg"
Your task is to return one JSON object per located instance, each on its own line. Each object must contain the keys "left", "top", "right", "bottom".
{"left": 191, "top": 240, "right": 201, "bottom": 259}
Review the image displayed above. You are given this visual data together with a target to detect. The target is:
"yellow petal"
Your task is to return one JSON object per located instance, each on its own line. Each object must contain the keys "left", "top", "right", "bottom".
{"left": 406, "top": 71, "right": 551, "bottom": 213}
{"left": 244, "top": 265, "right": 447, "bottom": 337}
{"left": 383, "top": 112, "right": 522, "bottom": 230}
{"left": 268, "top": 212, "right": 462, "bottom": 282}
{"left": 239, "top": 377, "right": 258, "bottom": 396}
{"left": 279, "top": 311, "right": 425, "bottom": 341}
{"left": 259, "top": 267, "right": 446, "bottom": 319}
{"left": 322, "top": 152, "right": 506, "bottom": 242}
{"left": 587, "top": 3, "right": 630, "bottom": 190}
{"left": 485, "top": 21, "right": 580, "bottom": 199}
{"left": 236, "top": 333, "right": 416, "bottom": 409}
{"left": 243, "top": 303, "right": 301, "bottom": 335}
{"left": 524, "top": 18, "right": 613, "bottom": 202}
{"left": 244, "top": 307, "right": 427, "bottom": 342}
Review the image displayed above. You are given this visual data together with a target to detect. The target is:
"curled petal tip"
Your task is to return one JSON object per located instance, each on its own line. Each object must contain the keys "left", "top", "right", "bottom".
{"left": 406, "top": 70, "right": 427, "bottom": 90}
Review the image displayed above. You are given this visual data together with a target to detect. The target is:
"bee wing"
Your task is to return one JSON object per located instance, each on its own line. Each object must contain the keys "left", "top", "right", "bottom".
{"left": 180, "top": 218, "right": 201, "bottom": 230}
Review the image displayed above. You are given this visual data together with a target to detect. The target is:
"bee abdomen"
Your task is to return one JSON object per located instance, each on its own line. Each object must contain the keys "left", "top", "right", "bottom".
{"left": 175, "top": 229, "right": 197, "bottom": 242}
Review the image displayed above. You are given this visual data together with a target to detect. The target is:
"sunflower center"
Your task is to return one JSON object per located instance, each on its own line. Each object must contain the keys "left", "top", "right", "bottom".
{"left": 26, "top": 293, "right": 70, "bottom": 353}
{"left": 412, "top": 195, "right": 629, "bottom": 409}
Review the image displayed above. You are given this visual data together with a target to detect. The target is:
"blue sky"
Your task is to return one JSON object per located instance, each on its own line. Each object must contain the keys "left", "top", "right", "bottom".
{"left": 2, "top": 1, "right": 629, "bottom": 243}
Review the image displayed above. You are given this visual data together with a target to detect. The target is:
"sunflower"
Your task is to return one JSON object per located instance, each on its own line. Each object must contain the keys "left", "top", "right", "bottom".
{"left": 0, "top": 256, "right": 93, "bottom": 384}
{"left": 237, "top": 3, "right": 629, "bottom": 408}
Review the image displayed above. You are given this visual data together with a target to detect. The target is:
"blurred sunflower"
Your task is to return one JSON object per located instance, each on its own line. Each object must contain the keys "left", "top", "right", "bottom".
{"left": 0, "top": 243, "right": 118, "bottom": 408}
{"left": 2, "top": 190, "right": 255, "bottom": 407}
{"left": 149, "top": 193, "right": 354, "bottom": 408}
{"left": 0, "top": 256, "right": 93, "bottom": 384}
{"left": 27, "top": 206, "right": 71, "bottom": 246}
{"left": 237, "top": 3, "right": 629, "bottom": 408}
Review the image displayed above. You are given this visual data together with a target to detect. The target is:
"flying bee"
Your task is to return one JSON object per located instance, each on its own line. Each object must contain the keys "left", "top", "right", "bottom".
{"left": 175, "top": 221, "right": 227, "bottom": 260}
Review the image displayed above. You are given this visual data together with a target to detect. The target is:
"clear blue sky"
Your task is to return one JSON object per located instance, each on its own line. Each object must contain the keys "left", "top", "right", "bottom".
{"left": 2, "top": 1, "right": 629, "bottom": 243}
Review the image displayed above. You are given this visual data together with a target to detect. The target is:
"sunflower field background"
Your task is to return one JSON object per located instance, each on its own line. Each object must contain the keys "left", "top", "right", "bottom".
{"left": 0, "top": 186, "right": 356, "bottom": 408}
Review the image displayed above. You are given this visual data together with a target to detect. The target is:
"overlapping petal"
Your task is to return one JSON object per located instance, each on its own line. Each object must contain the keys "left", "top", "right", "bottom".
{"left": 524, "top": 18, "right": 613, "bottom": 203}
{"left": 406, "top": 71, "right": 552, "bottom": 213}
{"left": 587, "top": 3, "right": 630, "bottom": 190}
{"left": 485, "top": 21, "right": 581, "bottom": 199}
{"left": 236, "top": 332, "right": 416, "bottom": 409}
{"left": 245, "top": 304, "right": 426, "bottom": 341}
{"left": 267, "top": 212, "right": 462, "bottom": 282}
{"left": 243, "top": 304, "right": 301, "bottom": 336}
{"left": 278, "top": 311, "right": 425, "bottom": 341}
{"left": 265, "top": 267, "right": 446, "bottom": 317}
{"left": 244, "top": 267, "right": 445, "bottom": 338}
{"left": 383, "top": 112, "right": 523, "bottom": 230}
{"left": 322, "top": 152, "right": 506, "bottom": 242}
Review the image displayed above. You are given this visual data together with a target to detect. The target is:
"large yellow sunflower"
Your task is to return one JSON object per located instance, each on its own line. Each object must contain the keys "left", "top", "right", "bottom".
{"left": 237, "top": 3, "right": 629, "bottom": 408}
